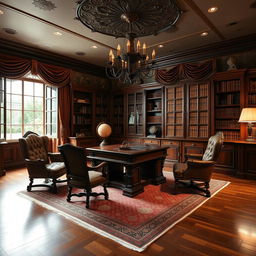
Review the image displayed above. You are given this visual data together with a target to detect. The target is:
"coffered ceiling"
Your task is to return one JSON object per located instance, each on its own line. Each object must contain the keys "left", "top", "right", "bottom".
{"left": 0, "top": 0, "right": 255, "bottom": 68}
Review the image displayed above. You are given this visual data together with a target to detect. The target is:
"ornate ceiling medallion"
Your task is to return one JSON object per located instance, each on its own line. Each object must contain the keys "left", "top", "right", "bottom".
{"left": 76, "top": 0, "right": 182, "bottom": 38}
{"left": 32, "top": 0, "right": 56, "bottom": 11}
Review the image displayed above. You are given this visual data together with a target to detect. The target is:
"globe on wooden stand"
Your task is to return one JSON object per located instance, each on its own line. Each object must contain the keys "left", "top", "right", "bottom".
{"left": 96, "top": 123, "right": 112, "bottom": 146}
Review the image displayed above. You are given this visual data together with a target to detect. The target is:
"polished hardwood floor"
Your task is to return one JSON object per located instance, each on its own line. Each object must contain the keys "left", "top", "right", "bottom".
{"left": 0, "top": 168, "right": 256, "bottom": 256}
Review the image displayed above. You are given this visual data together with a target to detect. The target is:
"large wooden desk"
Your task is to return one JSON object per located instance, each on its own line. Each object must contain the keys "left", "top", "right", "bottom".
{"left": 86, "top": 144, "right": 168, "bottom": 197}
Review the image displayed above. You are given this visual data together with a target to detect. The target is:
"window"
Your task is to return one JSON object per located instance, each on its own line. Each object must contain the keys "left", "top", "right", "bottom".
{"left": 0, "top": 78, "right": 5, "bottom": 141}
{"left": 0, "top": 76, "right": 57, "bottom": 140}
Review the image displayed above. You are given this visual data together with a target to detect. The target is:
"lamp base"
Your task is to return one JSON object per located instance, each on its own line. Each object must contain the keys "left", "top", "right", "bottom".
{"left": 246, "top": 136, "right": 255, "bottom": 142}
{"left": 100, "top": 139, "right": 108, "bottom": 146}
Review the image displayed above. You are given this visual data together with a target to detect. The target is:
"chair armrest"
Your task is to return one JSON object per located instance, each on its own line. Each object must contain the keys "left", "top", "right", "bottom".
{"left": 48, "top": 152, "right": 64, "bottom": 162}
{"left": 187, "top": 159, "right": 215, "bottom": 168}
{"left": 185, "top": 153, "right": 203, "bottom": 160}
{"left": 88, "top": 162, "right": 108, "bottom": 176}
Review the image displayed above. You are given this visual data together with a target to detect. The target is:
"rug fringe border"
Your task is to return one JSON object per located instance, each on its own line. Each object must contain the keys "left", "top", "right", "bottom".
{"left": 18, "top": 180, "right": 230, "bottom": 253}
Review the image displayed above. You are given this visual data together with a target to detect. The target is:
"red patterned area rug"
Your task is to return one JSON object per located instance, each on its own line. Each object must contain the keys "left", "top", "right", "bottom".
{"left": 18, "top": 172, "right": 229, "bottom": 252}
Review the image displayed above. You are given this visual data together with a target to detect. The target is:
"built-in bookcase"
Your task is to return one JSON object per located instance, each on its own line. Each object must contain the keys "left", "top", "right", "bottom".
{"left": 187, "top": 82, "right": 209, "bottom": 138}
{"left": 213, "top": 70, "right": 245, "bottom": 141}
{"left": 145, "top": 88, "right": 163, "bottom": 137}
{"left": 72, "top": 91, "right": 93, "bottom": 137}
{"left": 95, "top": 94, "right": 108, "bottom": 125}
{"left": 165, "top": 85, "right": 184, "bottom": 138}
{"left": 112, "top": 94, "right": 124, "bottom": 136}
{"left": 127, "top": 92, "right": 144, "bottom": 136}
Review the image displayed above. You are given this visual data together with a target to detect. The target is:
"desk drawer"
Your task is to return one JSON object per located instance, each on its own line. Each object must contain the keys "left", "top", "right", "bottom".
{"left": 144, "top": 139, "right": 160, "bottom": 145}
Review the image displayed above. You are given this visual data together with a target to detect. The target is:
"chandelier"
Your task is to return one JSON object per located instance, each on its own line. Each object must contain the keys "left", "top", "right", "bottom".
{"left": 76, "top": 0, "right": 182, "bottom": 84}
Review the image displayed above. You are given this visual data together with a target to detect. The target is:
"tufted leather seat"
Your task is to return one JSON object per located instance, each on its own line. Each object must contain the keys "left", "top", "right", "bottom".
{"left": 58, "top": 143, "right": 109, "bottom": 209}
{"left": 19, "top": 134, "right": 66, "bottom": 193}
{"left": 173, "top": 132, "right": 224, "bottom": 197}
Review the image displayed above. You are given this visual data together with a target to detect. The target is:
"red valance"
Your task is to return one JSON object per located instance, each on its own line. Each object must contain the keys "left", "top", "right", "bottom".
{"left": 0, "top": 54, "right": 70, "bottom": 87}
{"left": 0, "top": 54, "right": 31, "bottom": 78}
{"left": 155, "top": 60, "right": 214, "bottom": 85}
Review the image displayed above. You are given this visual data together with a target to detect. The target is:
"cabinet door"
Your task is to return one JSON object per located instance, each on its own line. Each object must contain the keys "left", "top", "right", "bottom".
{"left": 243, "top": 144, "right": 256, "bottom": 178}
{"left": 215, "top": 143, "right": 237, "bottom": 172}
{"left": 161, "top": 140, "right": 180, "bottom": 166}
{"left": 165, "top": 85, "right": 185, "bottom": 138}
{"left": 127, "top": 92, "right": 144, "bottom": 136}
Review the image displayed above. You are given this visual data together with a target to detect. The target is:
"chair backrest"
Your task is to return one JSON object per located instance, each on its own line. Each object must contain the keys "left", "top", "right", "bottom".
{"left": 58, "top": 144, "right": 90, "bottom": 184}
{"left": 19, "top": 134, "right": 49, "bottom": 162}
{"left": 202, "top": 132, "right": 224, "bottom": 161}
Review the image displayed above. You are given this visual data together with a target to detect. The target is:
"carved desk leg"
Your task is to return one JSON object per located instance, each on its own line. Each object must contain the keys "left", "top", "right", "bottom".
{"left": 151, "top": 157, "right": 166, "bottom": 185}
{"left": 122, "top": 164, "right": 144, "bottom": 197}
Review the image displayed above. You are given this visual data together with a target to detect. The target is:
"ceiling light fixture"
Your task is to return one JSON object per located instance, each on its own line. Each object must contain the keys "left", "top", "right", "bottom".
{"left": 76, "top": 0, "right": 182, "bottom": 84}
{"left": 53, "top": 31, "right": 62, "bottom": 36}
{"left": 91, "top": 45, "right": 98, "bottom": 49}
{"left": 158, "top": 45, "right": 164, "bottom": 48}
{"left": 201, "top": 32, "right": 209, "bottom": 37}
{"left": 208, "top": 6, "right": 218, "bottom": 13}
{"left": 0, "top": 10, "right": 4, "bottom": 15}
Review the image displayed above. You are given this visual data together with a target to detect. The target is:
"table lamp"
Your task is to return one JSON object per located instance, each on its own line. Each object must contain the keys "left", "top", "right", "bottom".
{"left": 239, "top": 108, "right": 256, "bottom": 141}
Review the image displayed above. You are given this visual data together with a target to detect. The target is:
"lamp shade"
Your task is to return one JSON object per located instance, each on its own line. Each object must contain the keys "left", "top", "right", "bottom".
{"left": 238, "top": 108, "right": 256, "bottom": 123}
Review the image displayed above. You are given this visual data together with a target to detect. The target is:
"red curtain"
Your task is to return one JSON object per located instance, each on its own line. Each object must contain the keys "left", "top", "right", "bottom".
{"left": 0, "top": 54, "right": 71, "bottom": 145}
{"left": 0, "top": 54, "right": 32, "bottom": 78}
{"left": 155, "top": 60, "right": 214, "bottom": 84}
{"left": 58, "top": 85, "right": 71, "bottom": 145}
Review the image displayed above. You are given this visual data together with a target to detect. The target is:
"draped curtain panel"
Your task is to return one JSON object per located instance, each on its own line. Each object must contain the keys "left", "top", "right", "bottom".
{"left": 155, "top": 60, "right": 214, "bottom": 85}
{"left": 0, "top": 54, "right": 71, "bottom": 144}
{"left": 58, "top": 85, "right": 71, "bottom": 145}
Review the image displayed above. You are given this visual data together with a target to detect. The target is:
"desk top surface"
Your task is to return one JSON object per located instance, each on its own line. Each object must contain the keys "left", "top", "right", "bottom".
{"left": 86, "top": 144, "right": 169, "bottom": 156}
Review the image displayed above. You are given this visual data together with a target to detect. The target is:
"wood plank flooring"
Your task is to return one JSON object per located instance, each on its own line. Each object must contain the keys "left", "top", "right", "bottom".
{"left": 0, "top": 168, "right": 256, "bottom": 256}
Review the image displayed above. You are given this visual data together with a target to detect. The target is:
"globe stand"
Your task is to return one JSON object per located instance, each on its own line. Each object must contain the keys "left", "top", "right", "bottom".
{"left": 100, "top": 138, "right": 108, "bottom": 146}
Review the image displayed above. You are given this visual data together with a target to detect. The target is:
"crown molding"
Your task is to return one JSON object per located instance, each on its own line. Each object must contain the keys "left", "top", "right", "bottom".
{"left": 154, "top": 33, "right": 256, "bottom": 68}
{"left": 0, "top": 38, "right": 106, "bottom": 77}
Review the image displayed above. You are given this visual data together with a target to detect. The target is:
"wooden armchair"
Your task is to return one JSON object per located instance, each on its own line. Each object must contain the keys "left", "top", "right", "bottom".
{"left": 173, "top": 132, "right": 224, "bottom": 197}
{"left": 58, "top": 143, "right": 109, "bottom": 209}
{"left": 19, "top": 134, "right": 66, "bottom": 193}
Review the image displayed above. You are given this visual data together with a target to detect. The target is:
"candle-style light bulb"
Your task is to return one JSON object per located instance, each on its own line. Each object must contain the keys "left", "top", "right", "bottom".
{"left": 146, "top": 55, "right": 149, "bottom": 61}
{"left": 142, "top": 43, "right": 146, "bottom": 55}
{"left": 109, "top": 50, "right": 113, "bottom": 62}
{"left": 127, "top": 40, "right": 131, "bottom": 53}
{"left": 137, "top": 40, "right": 141, "bottom": 53}
{"left": 138, "top": 60, "right": 141, "bottom": 67}
{"left": 117, "top": 44, "right": 121, "bottom": 56}
{"left": 125, "top": 61, "right": 128, "bottom": 69}
{"left": 152, "top": 49, "right": 156, "bottom": 60}
{"left": 121, "top": 60, "right": 125, "bottom": 68}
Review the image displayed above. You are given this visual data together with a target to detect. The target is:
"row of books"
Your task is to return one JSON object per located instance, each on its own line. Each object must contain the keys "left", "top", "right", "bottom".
{"left": 75, "top": 105, "right": 92, "bottom": 114}
{"left": 216, "top": 80, "right": 240, "bottom": 93}
{"left": 95, "top": 106, "right": 108, "bottom": 115}
{"left": 147, "top": 90, "right": 161, "bottom": 98}
{"left": 189, "top": 98, "right": 208, "bottom": 111}
{"left": 113, "top": 107, "right": 124, "bottom": 115}
{"left": 189, "top": 84, "right": 208, "bottom": 98}
{"left": 167, "top": 101, "right": 183, "bottom": 112}
{"left": 167, "top": 88, "right": 183, "bottom": 99}
{"left": 189, "top": 113, "right": 208, "bottom": 124}
{"left": 166, "top": 125, "right": 183, "bottom": 137}
{"left": 215, "top": 119, "right": 240, "bottom": 129}
{"left": 215, "top": 107, "right": 240, "bottom": 119}
{"left": 221, "top": 131, "right": 240, "bottom": 141}
{"left": 188, "top": 126, "right": 208, "bottom": 138}
{"left": 73, "top": 116, "right": 92, "bottom": 125}
{"left": 248, "top": 94, "right": 256, "bottom": 105}
{"left": 96, "top": 97, "right": 108, "bottom": 105}
{"left": 216, "top": 93, "right": 240, "bottom": 105}
{"left": 249, "top": 79, "right": 256, "bottom": 92}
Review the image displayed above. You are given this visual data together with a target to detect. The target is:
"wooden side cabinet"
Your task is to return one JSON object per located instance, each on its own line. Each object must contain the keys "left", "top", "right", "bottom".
{"left": 161, "top": 140, "right": 180, "bottom": 168}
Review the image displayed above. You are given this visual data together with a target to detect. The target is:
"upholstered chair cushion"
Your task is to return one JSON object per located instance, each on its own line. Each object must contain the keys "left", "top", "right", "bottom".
{"left": 202, "top": 132, "right": 224, "bottom": 161}
{"left": 26, "top": 135, "right": 49, "bottom": 161}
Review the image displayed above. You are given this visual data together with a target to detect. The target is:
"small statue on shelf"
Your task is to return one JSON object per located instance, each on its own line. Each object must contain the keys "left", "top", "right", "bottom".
{"left": 227, "top": 56, "right": 237, "bottom": 71}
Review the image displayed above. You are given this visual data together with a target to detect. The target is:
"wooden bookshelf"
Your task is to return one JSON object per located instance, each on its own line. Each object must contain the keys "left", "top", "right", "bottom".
{"left": 72, "top": 91, "right": 93, "bottom": 137}
{"left": 112, "top": 94, "right": 124, "bottom": 136}
{"left": 187, "top": 82, "right": 209, "bottom": 138}
{"left": 165, "top": 85, "right": 184, "bottom": 138}
{"left": 145, "top": 87, "right": 163, "bottom": 137}
{"left": 127, "top": 91, "right": 144, "bottom": 136}
{"left": 213, "top": 70, "right": 246, "bottom": 141}
{"left": 95, "top": 94, "right": 108, "bottom": 126}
